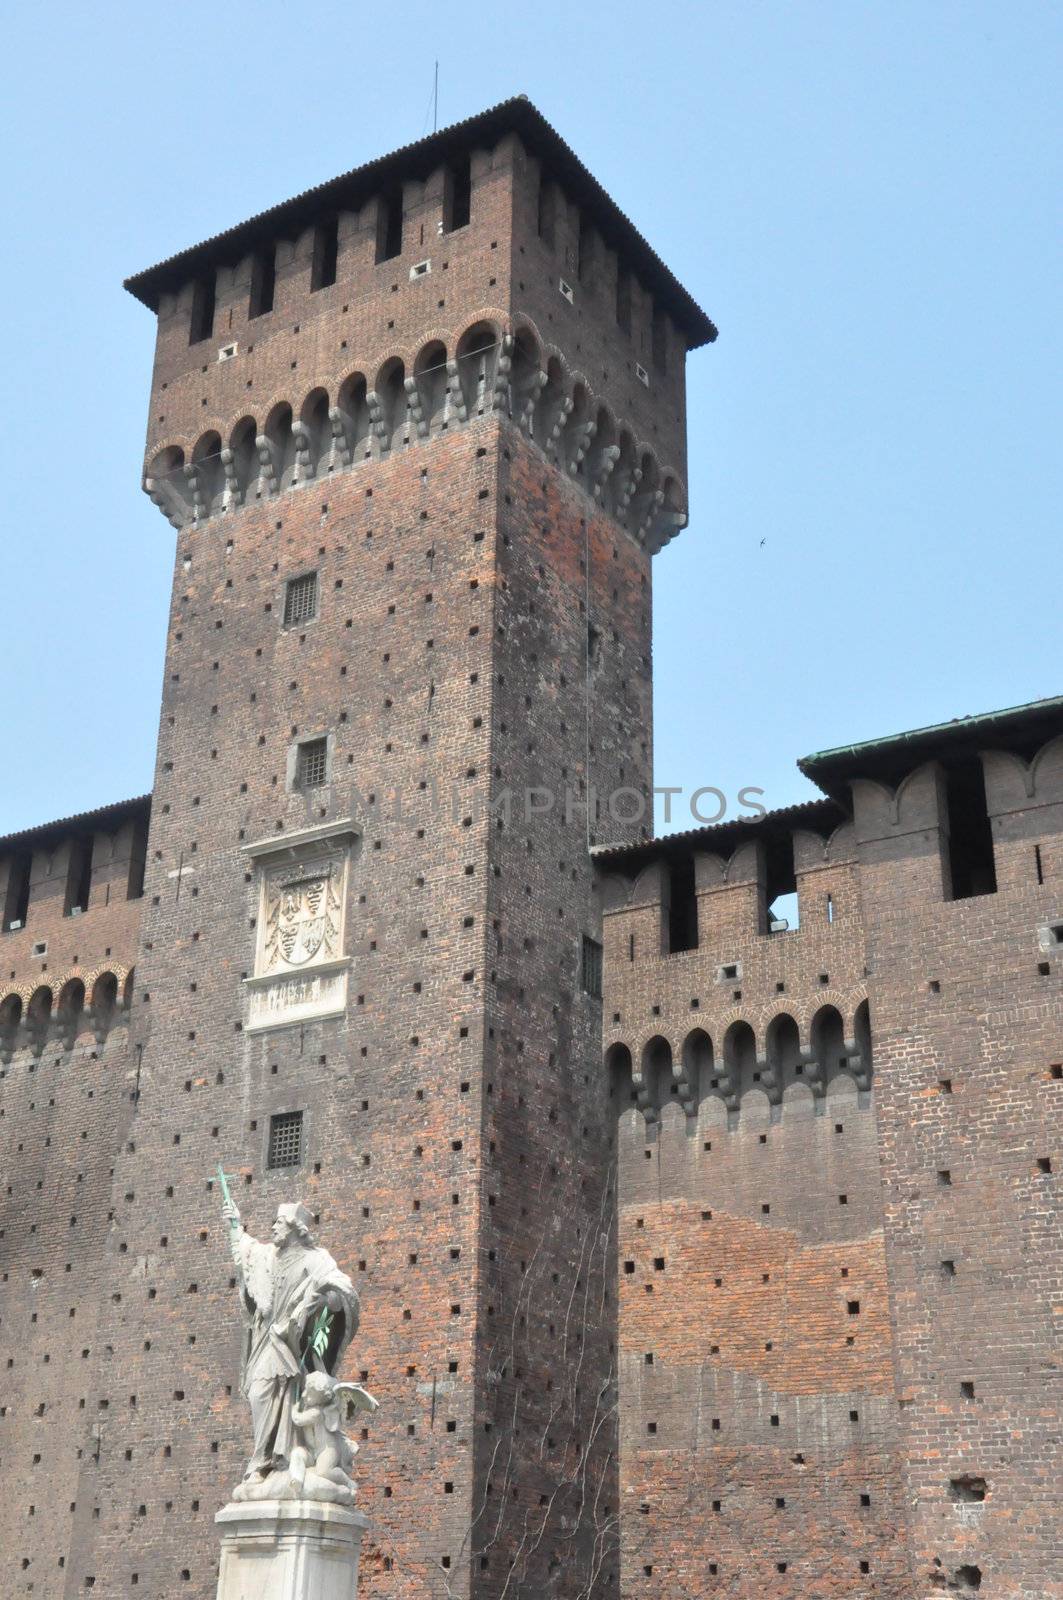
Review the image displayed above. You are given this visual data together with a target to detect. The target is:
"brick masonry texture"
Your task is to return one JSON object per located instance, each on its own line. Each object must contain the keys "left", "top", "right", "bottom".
{"left": 0, "top": 100, "right": 1060, "bottom": 1600}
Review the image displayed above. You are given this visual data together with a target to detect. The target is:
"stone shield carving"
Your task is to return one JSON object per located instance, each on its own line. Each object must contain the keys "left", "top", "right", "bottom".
{"left": 243, "top": 823, "right": 357, "bottom": 1032}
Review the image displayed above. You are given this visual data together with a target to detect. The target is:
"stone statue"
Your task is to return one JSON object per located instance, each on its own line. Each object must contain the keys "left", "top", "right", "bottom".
{"left": 219, "top": 1186, "right": 373, "bottom": 1503}
{"left": 290, "top": 1371, "right": 378, "bottom": 1501}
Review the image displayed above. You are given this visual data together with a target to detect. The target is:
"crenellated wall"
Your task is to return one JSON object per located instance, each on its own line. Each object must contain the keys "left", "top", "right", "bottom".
{"left": 599, "top": 718, "right": 1063, "bottom": 1600}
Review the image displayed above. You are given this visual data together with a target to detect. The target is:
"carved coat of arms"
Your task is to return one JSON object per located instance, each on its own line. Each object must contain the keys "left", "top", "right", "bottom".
{"left": 263, "top": 864, "right": 341, "bottom": 971}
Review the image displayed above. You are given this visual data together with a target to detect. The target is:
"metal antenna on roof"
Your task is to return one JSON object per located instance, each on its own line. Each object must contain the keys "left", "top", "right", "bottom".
{"left": 433, "top": 61, "right": 439, "bottom": 132}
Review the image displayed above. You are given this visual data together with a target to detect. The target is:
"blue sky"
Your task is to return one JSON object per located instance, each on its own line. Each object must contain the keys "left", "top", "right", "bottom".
{"left": 1, "top": 0, "right": 1059, "bottom": 836}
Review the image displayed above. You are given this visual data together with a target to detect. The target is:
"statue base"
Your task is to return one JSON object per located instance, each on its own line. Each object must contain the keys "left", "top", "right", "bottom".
{"left": 215, "top": 1499, "right": 368, "bottom": 1600}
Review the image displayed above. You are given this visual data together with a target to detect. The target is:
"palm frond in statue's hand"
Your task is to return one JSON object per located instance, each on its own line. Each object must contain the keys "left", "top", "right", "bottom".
{"left": 308, "top": 1307, "right": 333, "bottom": 1363}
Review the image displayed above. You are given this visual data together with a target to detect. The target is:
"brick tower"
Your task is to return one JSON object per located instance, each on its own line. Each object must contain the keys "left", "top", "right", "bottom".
{"left": 51, "top": 100, "right": 713, "bottom": 1598}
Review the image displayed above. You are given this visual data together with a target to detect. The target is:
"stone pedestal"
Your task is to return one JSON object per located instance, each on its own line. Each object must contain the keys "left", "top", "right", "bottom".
{"left": 215, "top": 1500, "right": 368, "bottom": 1600}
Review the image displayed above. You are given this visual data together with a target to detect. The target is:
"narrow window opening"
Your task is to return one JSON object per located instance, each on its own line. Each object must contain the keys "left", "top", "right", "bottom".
{"left": 189, "top": 277, "right": 215, "bottom": 345}
{"left": 311, "top": 219, "right": 338, "bottom": 291}
{"left": 126, "top": 819, "right": 148, "bottom": 902}
{"left": 1035, "top": 843, "right": 1044, "bottom": 884}
{"left": 284, "top": 572, "right": 318, "bottom": 627}
{"left": 444, "top": 156, "right": 471, "bottom": 233}
{"left": 537, "top": 175, "right": 556, "bottom": 248}
{"left": 616, "top": 268, "right": 631, "bottom": 333}
{"left": 765, "top": 837, "right": 799, "bottom": 933}
{"left": 3, "top": 854, "right": 31, "bottom": 931}
{"left": 377, "top": 190, "right": 403, "bottom": 263}
{"left": 666, "top": 856, "right": 698, "bottom": 953}
{"left": 651, "top": 307, "right": 667, "bottom": 374}
{"left": 628, "top": 932, "right": 635, "bottom": 963}
{"left": 65, "top": 837, "right": 94, "bottom": 917}
{"left": 267, "top": 1111, "right": 303, "bottom": 1170}
{"left": 577, "top": 213, "right": 593, "bottom": 282}
{"left": 581, "top": 935, "right": 603, "bottom": 999}
{"left": 249, "top": 247, "right": 276, "bottom": 318}
{"left": 945, "top": 757, "right": 997, "bottom": 899}
{"left": 826, "top": 891, "right": 834, "bottom": 923}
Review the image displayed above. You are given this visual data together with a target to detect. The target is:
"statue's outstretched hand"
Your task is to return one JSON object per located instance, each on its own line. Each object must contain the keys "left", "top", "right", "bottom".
{"left": 222, "top": 1199, "right": 241, "bottom": 1229}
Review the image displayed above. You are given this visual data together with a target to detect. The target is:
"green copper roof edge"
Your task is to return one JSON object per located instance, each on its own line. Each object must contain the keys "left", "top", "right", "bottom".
{"left": 798, "top": 693, "right": 1063, "bottom": 774}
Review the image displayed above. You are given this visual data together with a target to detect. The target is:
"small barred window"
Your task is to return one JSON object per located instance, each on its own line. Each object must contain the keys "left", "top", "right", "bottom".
{"left": 581, "top": 935, "right": 603, "bottom": 999}
{"left": 268, "top": 1111, "right": 303, "bottom": 1169}
{"left": 284, "top": 572, "right": 318, "bottom": 626}
{"left": 296, "top": 738, "right": 328, "bottom": 790}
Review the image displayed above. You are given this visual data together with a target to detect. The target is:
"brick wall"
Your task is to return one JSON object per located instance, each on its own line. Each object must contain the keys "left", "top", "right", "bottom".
{"left": 599, "top": 726, "right": 1063, "bottom": 1600}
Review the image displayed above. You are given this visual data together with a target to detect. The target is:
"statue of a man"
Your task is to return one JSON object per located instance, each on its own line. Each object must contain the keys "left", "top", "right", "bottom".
{"left": 221, "top": 1196, "right": 359, "bottom": 1485}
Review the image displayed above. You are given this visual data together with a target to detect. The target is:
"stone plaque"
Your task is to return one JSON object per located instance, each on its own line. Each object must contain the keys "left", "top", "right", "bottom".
{"left": 242, "top": 822, "right": 357, "bottom": 1032}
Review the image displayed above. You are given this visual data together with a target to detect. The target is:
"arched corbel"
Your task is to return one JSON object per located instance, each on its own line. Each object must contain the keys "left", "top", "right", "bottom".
{"left": 366, "top": 391, "right": 388, "bottom": 451}
{"left": 143, "top": 476, "right": 187, "bottom": 529}
{"left": 545, "top": 394, "right": 574, "bottom": 458}
{"left": 633, "top": 487, "right": 665, "bottom": 541}
{"left": 843, "top": 1035, "right": 871, "bottom": 1091}
{"left": 183, "top": 460, "right": 207, "bottom": 523}
{"left": 801, "top": 1045, "right": 825, "bottom": 1097}
{"left": 754, "top": 1049, "right": 782, "bottom": 1105}
{"left": 220, "top": 447, "right": 242, "bottom": 510}
{"left": 254, "top": 434, "right": 279, "bottom": 497}
{"left": 565, "top": 416, "right": 597, "bottom": 476}
{"left": 514, "top": 368, "right": 547, "bottom": 434}
{"left": 589, "top": 444, "right": 620, "bottom": 500}
{"left": 327, "top": 406, "right": 353, "bottom": 469}
{"left": 491, "top": 335, "right": 513, "bottom": 413}
{"left": 291, "top": 420, "right": 316, "bottom": 484}
{"left": 615, "top": 462, "right": 642, "bottom": 520}
{"left": 404, "top": 376, "right": 430, "bottom": 440}
{"left": 445, "top": 361, "right": 468, "bottom": 425}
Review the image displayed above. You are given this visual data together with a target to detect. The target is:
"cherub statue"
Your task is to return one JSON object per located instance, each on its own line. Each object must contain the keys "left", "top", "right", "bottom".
{"left": 289, "top": 1371, "right": 379, "bottom": 1502}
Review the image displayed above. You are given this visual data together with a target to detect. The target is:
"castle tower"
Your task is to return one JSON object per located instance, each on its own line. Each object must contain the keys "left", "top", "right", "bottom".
{"left": 57, "top": 99, "right": 713, "bottom": 1598}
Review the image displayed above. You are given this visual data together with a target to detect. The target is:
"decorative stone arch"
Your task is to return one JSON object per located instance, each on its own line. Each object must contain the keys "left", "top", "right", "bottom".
{"left": 1030, "top": 732, "right": 1063, "bottom": 795}
{"left": 259, "top": 401, "right": 296, "bottom": 494}
{"left": 605, "top": 429, "right": 640, "bottom": 521}
{"left": 722, "top": 1017, "right": 759, "bottom": 1113}
{"left": 26, "top": 985, "right": 54, "bottom": 1054}
{"left": 293, "top": 388, "right": 330, "bottom": 483}
{"left": 410, "top": 339, "right": 449, "bottom": 436}
{"left": 650, "top": 472, "right": 684, "bottom": 550}
{"left": 762, "top": 1009, "right": 818, "bottom": 1109}
{"left": 190, "top": 429, "right": 226, "bottom": 519}
{"left": 223, "top": 416, "right": 258, "bottom": 507}
{"left": 605, "top": 1041, "right": 638, "bottom": 1132}
{"left": 596, "top": 873, "right": 632, "bottom": 914}
{"left": 333, "top": 372, "right": 371, "bottom": 465}
{"left": 680, "top": 1026, "right": 713, "bottom": 1115}
{"left": 810, "top": 1003, "right": 849, "bottom": 1094}
{"left": 0, "top": 990, "right": 23, "bottom": 1029}
{"left": 144, "top": 444, "right": 192, "bottom": 528}
{"left": 455, "top": 319, "right": 502, "bottom": 420}
{"left": 371, "top": 357, "right": 407, "bottom": 453}
{"left": 851, "top": 997, "right": 873, "bottom": 1091}
{"left": 586, "top": 404, "right": 619, "bottom": 501}
{"left": 56, "top": 977, "right": 87, "bottom": 1046}
{"left": 508, "top": 322, "right": 547, "bottom": 430}
{"left": 0, "top": 991, "right": 22, "bottom": 1062}
{"left": 561, "top": 380, "right": 596, "bottom": 477}
{"left": 628, "top": 448, "right": 663, "bottom": 542}
{"left": 533, "top": 353, "right": 569, "bottom": 451}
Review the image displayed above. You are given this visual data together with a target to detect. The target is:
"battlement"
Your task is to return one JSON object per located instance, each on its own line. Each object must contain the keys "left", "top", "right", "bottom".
{"left": 130, "top": 98, "right": 713, "bottom": 554}
{"left": 0, "top": 796, "right": 148, "bottom": 1059}
{"left": 599, "top": 695, "right": 1063, "bottom": 1597}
